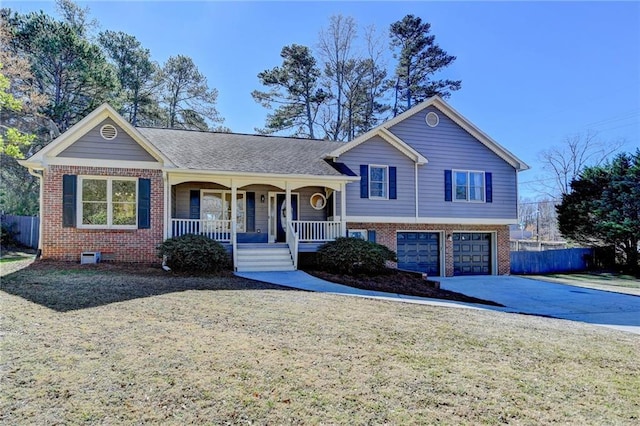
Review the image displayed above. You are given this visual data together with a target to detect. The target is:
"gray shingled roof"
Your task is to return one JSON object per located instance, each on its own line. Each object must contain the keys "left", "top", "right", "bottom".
{"left": 137, "top": 127, "right": 348, "bottom": 177}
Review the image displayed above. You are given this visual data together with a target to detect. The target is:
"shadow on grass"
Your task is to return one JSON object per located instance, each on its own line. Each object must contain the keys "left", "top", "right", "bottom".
{"left": 0, "top": 260, "right": 294, "bottom": 312}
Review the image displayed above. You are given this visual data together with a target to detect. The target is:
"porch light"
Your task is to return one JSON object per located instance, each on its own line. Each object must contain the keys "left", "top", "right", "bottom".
{"left": 260, "top": 194, "right": 265, "bottom": 203}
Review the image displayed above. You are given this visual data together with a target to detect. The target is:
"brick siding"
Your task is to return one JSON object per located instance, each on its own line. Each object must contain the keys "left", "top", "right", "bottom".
{"left": 347, "top": 222, "right": 511, "bottom": 276}
{"left": 42, "top": 165, "right": 164, "bottom": 263}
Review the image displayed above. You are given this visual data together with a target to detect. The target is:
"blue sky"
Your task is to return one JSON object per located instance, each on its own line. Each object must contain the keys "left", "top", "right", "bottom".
{"left": 6, "top": 1, "right": 640, "bottom": 197}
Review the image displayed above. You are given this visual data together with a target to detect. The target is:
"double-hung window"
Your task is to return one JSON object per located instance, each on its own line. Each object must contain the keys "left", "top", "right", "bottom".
{"left": 369, "top": 165, "right": 388, "bottom": 199}
{"left": 454, "top": 171, "right": 485, "bottom": 202}
{"left": 79, "top": 177, "right": 138, "bottom": 228}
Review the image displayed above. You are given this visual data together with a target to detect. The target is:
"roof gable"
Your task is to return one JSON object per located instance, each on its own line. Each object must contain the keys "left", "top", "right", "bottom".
{"left": 327, "top": 127, "right": 428, "bottom": 165}
{"left": 329, "top": 96, "right": 529, "bottom": 171}
{"left": 21, "top": 104, "right": 173, "bottom": 168}
{"left": 58, "top": 118, "right": 157, "bottom": 162}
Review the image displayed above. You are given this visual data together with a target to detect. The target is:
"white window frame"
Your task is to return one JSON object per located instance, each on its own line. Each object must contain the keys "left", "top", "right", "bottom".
{"left": 77, "top": 176, "right": 138, "bottom": 229}
{"left": 368, "top": 164, "right": 389, "bottom": 200}
{"left": 453, "top": 170, "right": 485, "bottom": 203}
{"left": 347, "top": 229, "right": 367, "bottom": 240}
{"left": 200, "top": 190, "right": 247, "bottom": 232}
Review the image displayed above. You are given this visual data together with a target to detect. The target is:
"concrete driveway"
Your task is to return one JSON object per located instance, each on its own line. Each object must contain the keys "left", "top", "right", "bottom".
{"left": 439, "top": 276, "right": 640, "bottom": 334}
{"left": 237, "top": 271, "right": 640, "bottom": 335}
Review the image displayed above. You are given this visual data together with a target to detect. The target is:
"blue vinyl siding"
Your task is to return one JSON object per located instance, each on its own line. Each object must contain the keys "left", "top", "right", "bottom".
{"left": 58, "top": 118, "right": 157, "bottom": 162}
{"left": 338, "top": 136, "right": 416, "bottom": 217}
{"left": 387, "top": 106, "right": 518, "bottom": 220}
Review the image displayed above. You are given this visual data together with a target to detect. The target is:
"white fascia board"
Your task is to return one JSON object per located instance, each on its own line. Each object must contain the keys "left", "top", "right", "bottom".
{"left": 46, "top": 157, "right": 164, "bottom": 170}
{"left": 326, "top": 128, "right": 427, "bottom": 165}
{"left": 166, "top": 169, "right": 360, "bottom": 191}
{"left": 345, "top": 216, "right": 517, "bottom": 225}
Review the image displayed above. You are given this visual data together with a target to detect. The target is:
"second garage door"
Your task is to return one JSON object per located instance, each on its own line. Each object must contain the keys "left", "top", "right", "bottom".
{"left": 453, "top": 232, "right": 491, "bottom": 275}
{"left": 397, "top": 232, "right": 440, "bottom": 275}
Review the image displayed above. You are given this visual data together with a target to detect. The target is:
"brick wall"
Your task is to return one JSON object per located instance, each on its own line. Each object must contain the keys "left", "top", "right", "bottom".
{"left": 347, "top": 222, "right": 511, "bottom": 276}
{"left": 42, "top": 165, "right": 164, "bottom": 263}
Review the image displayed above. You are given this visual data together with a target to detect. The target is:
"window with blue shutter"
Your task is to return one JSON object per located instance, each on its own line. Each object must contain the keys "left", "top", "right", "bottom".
{"left": 62, "top": 174, "right": 77, "bottom": 227}
{"left": 444, "top": 170, "right": 452, "bottom": 202}
{"left": 447, "top": 170, "right": 490, "bottom": 202}
{"left": 71, "top": 176, "right": 146, "bottom": 229}
{"left": 360, "top": 165, "right": 369, "bottom": 198}
{"left": 367, "top": 230, "right": 376, "bottom": 243}
{"left": 138, "top": 178, "right": 151, "bottom": 229}
{"left": 389, "top": 167, "right": 397, "bottom": 199}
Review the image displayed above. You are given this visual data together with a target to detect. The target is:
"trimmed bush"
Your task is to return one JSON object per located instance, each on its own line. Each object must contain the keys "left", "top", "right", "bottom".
{"left": 157, "top": 234, "right": 231, "bottom": 272}
{"left": 316, "top": 237, "right": 397, "bottom": 275}
{"left": 1, "top": 222, "right": 20, "bottom": 247}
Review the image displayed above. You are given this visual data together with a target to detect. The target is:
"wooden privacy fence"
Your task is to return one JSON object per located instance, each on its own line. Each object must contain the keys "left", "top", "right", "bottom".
{"left": 1, "top": 214, "right": 39, "bottom": 249}
{"left": 511, "top": 247, "right": 593, "bottom": 274}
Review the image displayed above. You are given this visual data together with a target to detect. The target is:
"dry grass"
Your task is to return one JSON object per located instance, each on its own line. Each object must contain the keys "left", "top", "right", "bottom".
{"left": 1, "top": 260, "right": 639, "bottom": 425}
{"left": 531, "top": 272, "right": 640, "bottom": 296}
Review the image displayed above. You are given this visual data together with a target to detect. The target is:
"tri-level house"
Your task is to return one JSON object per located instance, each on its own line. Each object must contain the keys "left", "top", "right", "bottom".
{"left": 19, "top": 96, "right": 529, "bottom": 276}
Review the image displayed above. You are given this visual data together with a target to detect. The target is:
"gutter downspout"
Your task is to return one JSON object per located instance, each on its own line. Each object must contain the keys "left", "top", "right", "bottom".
{"left": 27, "top": 168, "right": 44, "bottom": 259}
{"left": 415, "top": 163, "right": 419, "bottom": 219}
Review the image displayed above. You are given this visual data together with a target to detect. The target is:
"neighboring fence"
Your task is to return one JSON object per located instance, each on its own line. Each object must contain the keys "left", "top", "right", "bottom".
{"left": 510, "top": 240, "right": 567, "bottom": 251}
{"left": 511, "top": 247, "right": 593, "bottom": 274}
{"left": 1, "top": 214, "right": 39, "bottom": 249}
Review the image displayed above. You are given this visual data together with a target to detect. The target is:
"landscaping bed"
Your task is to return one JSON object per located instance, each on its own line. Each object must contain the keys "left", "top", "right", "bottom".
{"left": 306, "top": 268, "right": 503, "bottom": 306}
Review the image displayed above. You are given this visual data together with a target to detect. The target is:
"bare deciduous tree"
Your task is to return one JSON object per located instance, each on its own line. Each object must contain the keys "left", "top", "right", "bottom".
{"left": 317, "top": 14, "right": 357, "bottom": 141}
{"left": 537, "top": 130, "right": 626, "bottom": 196}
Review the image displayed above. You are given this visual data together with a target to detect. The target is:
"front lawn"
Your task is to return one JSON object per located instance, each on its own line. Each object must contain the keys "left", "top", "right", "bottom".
{"left": 531, "top": 272, "right": 640, "bottom": 296}
{"left": 1, "top": 261, "right": 639, "bottom": 424}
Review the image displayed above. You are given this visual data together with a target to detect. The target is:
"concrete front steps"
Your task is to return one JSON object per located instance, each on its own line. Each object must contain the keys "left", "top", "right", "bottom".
{"left": 235, "top": 243, "right": 295, "bottom": 272}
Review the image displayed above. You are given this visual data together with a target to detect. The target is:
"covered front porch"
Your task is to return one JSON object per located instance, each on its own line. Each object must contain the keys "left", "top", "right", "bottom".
{"left": 164, "top": 172, "right": 353, "bottom": 270}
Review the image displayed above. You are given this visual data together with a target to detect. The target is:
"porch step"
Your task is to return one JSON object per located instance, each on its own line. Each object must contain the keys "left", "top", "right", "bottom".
{"left": 235, "top": 244, "right": 295, "bottom": 272}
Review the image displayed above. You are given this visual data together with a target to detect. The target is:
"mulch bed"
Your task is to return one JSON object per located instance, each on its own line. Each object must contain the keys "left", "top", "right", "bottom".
{"left": 306, "top": 269, "right": 504, "bottom": 307}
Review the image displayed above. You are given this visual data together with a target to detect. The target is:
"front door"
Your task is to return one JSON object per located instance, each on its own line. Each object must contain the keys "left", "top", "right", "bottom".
{"left": 275, "top": 194, "right": 298, "bottom": 242}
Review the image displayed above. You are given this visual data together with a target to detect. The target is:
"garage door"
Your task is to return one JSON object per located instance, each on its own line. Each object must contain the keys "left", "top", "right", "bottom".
{"left": 397, "top": 232, "right": 440, "bottom": 275}
{"left": 453, "top": 233, "right": 491, "bottom": 275}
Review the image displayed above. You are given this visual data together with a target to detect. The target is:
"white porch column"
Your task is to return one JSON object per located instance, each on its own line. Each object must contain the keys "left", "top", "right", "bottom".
{"left": 285, "top": 183, "right": 292, "bottom": 238}
{"left": 164, "top": 172, "right": 170, "bottom": 239}
{"left": 340, "top": 182, "right": 347, "bottom": 237}
{"left": 230, "top": 181, "right": 238, "bottom": 239}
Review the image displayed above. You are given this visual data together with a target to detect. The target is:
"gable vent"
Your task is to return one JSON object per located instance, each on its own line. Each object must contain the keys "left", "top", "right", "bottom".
{"left": 100, "top": 124, "right": 118, "bottom": 140}
{"left": 425, "top": 111, "right": 439, "bottom": 127}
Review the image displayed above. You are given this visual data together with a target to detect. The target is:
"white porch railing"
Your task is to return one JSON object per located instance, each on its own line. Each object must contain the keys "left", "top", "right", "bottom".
{"left": 286, "top": 220, "right": 299, "bottom": 269}
{"left": 292, "top": 220, "right": 342, "bottom": 242}
{"left": 171, "top": 219, "right": 233, "bottom": 242}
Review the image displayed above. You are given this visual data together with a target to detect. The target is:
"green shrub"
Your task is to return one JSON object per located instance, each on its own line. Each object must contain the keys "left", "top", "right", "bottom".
{"left": 157, "top": 234, "right": 230, "bottom": 272}
{"left": 1, "top": 222, "right": 20, "bottom": 247}
{"left": 316, "top": 237, "right": 397, "bottom": 275}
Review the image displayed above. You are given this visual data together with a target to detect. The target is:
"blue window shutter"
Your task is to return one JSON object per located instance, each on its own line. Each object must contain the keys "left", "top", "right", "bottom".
{"left": 246, "top": 192, "right": 255, "bottom": 232}
{"left": 485, "top": 172, "right": 493, "bottom": 203}
{"left": 389, "top": 167, "right": 397, "bottom": 199}
{"left": 138, "top": 178, "right": 151, "bottom": 229}
{"left": 62, "top": 174, "right": 77, "bottom": 227}
{"left": 444, "top": 170, "right": 452, "bottom": 202}
{"left": 189, "top": 190, "right": 200, "bottom": 219}
{"left": 360, "top": 165, "right": 369, "bottom": 198}
{"left": 367, "top": 230, "right": 376, "bottom": 243}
